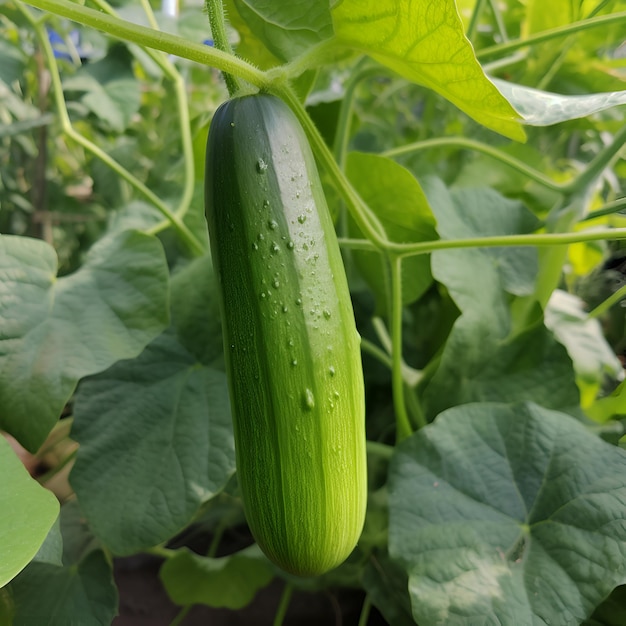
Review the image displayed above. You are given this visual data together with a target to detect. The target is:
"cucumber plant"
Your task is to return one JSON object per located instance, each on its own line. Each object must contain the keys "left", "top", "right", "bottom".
{"left": 2, "top": 0, "right": 626, "bottom": 625}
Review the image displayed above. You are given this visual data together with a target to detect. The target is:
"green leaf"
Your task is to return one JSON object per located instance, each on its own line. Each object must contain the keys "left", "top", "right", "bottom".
{"left": 0, "top": 436, "right": 59, "bottom": 587}
{"left": 346, "top": 152, "right": 437, "bottom": 312}
{"left": 331, "top": 0, "right": 526, "bottom": 141}
{"left": 545, "top": 290, "right": 622, "bottom": 386}
{"left": 418, "top": 183, "right": 579, "bottom": 417}
{"left": 10, "top": 550, "right": 118, "bottom": 626}
{"left": 169, "top": 255, "right": 224, "bottom": 367}
{"left": 70, "top": 330, "right": 235, "bottom": 555}
{"left": 223, "top": 0, "right": 281, "bottom": 69}
{"left": 388, "top": 402, "right": 626, "bottom": 626}
{"left": 233, "top": 0, "right": 333, "bottom": 62}
{"left": 0, "top": 231, "right": 169, "bottom": 452}
{"left": 160, "top": 545, "right": 273, "bottom": 609}
{"left": 70, "top": 257, "right": 230, "bottom": 554}
{"left": 0, "top": 38, "right": 26, "bottom": 87}
{"left": 62, "top": 44, "right": 140, "bottom": 133}
{"left": 494, "top": 79, "right": 626, "bottom": 126}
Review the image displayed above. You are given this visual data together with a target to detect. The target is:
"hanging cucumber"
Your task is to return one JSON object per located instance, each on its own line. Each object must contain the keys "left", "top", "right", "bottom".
{"left": 204, "top": 93, "right": 367, "bottom": 577}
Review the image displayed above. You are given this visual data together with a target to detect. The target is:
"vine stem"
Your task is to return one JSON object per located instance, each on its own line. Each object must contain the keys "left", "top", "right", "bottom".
{"left": 477, "top": 11, "right": 626, "bottom": 59}
{"left": 588, "top": 285, "right": 626, "bottom": 320}
{"left": 390, "top": 255, "right": 412, "bottom": 442}
{"left": 21, "top": 0, "right": 268, "bottom": 88}
{"left": 337, "top": 227, "right": 626, "bottom": 257}
{"left": 17, "top": 1, "right": 204, "bottom": 256}
{"left": 273, "top": 583, "right": 293, "bottom": 626}
{"left": 583, "top": 198, "right": 626, "bottom": 222}
{"left": 276, "top": 84, "right": 389, "bottom": 250}
{"left": 89, "top": 0, "right": 196, "bottom": 239}
{"left": 383, "top": 124, "right": 626, "bottom": 196}
{"left": 466, "top": 0, "right": 488, "bottom": 41}
{"left": 358, "top": 594, "right": 372, "bottom": 626}
{"left": 206, "top": 0, "right": 241, "bottom": 95}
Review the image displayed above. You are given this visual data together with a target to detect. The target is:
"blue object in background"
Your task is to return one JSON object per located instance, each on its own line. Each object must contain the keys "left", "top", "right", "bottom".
{"left": 47, "top": 27, "right": 88, "bottom": 62}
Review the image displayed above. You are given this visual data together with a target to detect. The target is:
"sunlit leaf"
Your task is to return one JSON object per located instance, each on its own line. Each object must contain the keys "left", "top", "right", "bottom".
{"left": 332, "top": 0, "right": 526, "bottom": 141}
{"left": 0, "top": 436, "right": 59, "bottom": 587}
{"left": 233, "top": 0, "right": 333, "bottom": 61}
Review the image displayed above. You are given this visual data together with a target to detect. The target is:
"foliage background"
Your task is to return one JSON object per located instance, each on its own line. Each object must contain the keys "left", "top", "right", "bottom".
{"left": 1, "top": 0, "right": 626, "bottom": 624}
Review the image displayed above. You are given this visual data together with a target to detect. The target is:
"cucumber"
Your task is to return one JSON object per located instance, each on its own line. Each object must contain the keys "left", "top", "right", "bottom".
{"left": 204, "top": 94, "right": 367, "bottom": 576}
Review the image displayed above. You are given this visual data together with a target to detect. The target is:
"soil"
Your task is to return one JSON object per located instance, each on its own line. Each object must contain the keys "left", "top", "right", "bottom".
{"left": 112, "top": 554, "right": 388, "bottom": 626}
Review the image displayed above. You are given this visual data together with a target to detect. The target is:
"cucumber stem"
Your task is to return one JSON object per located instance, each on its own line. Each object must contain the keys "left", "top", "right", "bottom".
{"left": 206, "top": 0, "right": 242, "bottom": 96}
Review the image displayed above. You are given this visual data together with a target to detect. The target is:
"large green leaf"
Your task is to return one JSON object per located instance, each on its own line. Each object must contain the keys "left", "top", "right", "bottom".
{"left": 9, "top": 550, "right": 118, "bottom": 626}
{"left": 346, "top": 152, "right": 437, "bottom": 313}
{"left": 0, "top": 436, "right": 59, "bottom": 587}
{"left": 0, "top": 231, "right": 169, "bottom": 452}
{"left": 160, "top": 545, "right": 273, "bottom": 609}
{"left": 388, "top": 402, "right": 626, "bottom": 626}
{"left": 418, "top": 183, "right": 579, "bottom": 416}
{"left": 233, "top": 0, "right": 333, "bottom": 62}
{"left": 331, "top": 0, "right": 526, "bottom": 141}
{"left": 70, "top": 258, "right": 234, "bottom": 555}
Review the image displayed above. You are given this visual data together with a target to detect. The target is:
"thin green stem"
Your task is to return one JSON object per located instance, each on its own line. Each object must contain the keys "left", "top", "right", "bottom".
{"left": 358, "top": 594, "right": 372, "bottom": 626}
{"left": 275, "top": 38, "right": 342, "bottom": 82}
{"left": 273, "top": 583, "right": 293, "bottom": 626}
{"left": 467, "top": 0, "right": 488, "bottom": 42}
{"left": 206, "top": 0, "right": 241, "bottom": 95}
{"left": 383, "top": 137, "right": 566, "bottom": 192}
{"left": 366, "top": 440, "right": 394, "bottom": 461}
{"left": 383, "top": 126, "right": 626, "bottom": 197}
{"left": 333, "top": 61, "right": 377, "bottom": 170}
{"left": 587, "top": 285, "right": 626, "bottom": 320}
{"left": 390, "top": 255, "right": 412, "bottom": 442}
{"left": 18, "top": 1, "right": 204, "bottom": 255}
{"left": 90, "top": 0, "right": 196, "bottom": 234}
{"left": 146, "top": 545, "right": 178, "bottom": 559}
{"left": 572, "top": 123, "right": 626, "bottom": 193}
{"left": 361, "top": 337, "right": 393, "bottom": 369}
{"left": 22, "top": 0, "right": 267, "bottom": 88}
{"left": 477, "top": 11, "right": 626, "bottom": 59}
{"left": 207, "top": 521, "right": 226, "bottom": 558}
{"left": 169, "top": 605, "right": 191, "bottom": 626}
{"left": 276, "top": 84, "right": 389, "bottom": 250}
{"left": 138, "top": 0, "right": 159, "bottom": 30}
{"left": 487, "top": 0, "right": 508, "bottom": 42}
{"left": 582, "top": 197, "right": 626, "bottom": 222}
{"left": 338, "top": 228, "right": 626, "bottom": 258}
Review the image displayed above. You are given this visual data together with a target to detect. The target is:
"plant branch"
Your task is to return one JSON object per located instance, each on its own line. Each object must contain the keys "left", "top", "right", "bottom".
{"left": 273, "top": 583, "right": 293, "bottom": 626}
{"left": 22, "top": 0, "right": 267, "bottom": 87}
{"left": 18, "top": 2, "right": 204, "bottom": 255}
{"left": 206, "top": 0, "right": 241, "bottom": 95}
{"left": 276, "top": 84, "right": 389, "bottom": 249}
{"left": 339, "top": 227, "right": 626, "bottom": 257}
{"left": 582, "top": 197, "right": 626, "bottom": 222}
{"left": 587, "top": 285, "right": 626, "bottom": 320}
{"left": 477, "top": 11, "right": 626, "bottom": 59}
{"left": 90, "top": 0, "right": 196, "bottom": 235}
{"left": 390, "top": 255, "right": 412, "bottom": 442}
